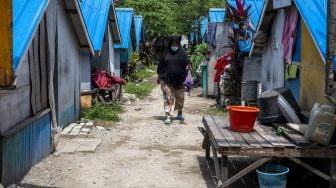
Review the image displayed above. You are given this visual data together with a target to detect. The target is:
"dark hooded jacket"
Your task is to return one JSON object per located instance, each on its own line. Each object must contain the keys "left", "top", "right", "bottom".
{"left": 157, "top": 35, "right": 190, "bottom": 88}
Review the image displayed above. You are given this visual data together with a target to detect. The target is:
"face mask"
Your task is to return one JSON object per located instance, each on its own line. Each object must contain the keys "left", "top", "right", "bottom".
{"left": 171, "top": 46, "right": 178, "bottom": 52}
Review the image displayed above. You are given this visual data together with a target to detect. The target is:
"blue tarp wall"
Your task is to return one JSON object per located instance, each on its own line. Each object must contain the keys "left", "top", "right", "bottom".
{"left": 134, "top": 15, "right": 143, "bottom": 52}
{"left": 294, "top": 0, "right": 327, "bottom": 61}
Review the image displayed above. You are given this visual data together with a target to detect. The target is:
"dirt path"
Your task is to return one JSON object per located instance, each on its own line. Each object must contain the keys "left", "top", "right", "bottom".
{"left": 21, "top": 84, "right": 218, "bottom": 188}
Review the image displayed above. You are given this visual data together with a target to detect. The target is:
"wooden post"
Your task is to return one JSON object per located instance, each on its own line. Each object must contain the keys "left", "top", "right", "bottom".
{"left": 326, "top": 0, "right": 336, "bottom": 98}
{"left": 0, "top": 0, "right": 13, "bottom": 86}
{"left": 221, "top": 156, "right": 228, "bottom": 183}
{"left": 330, "top": 159, "right": 336, "bottom": 188}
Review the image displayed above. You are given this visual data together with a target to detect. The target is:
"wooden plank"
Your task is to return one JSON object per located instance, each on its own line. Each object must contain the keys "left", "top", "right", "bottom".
{"left": 331, "top": 158, "right": 336, "bottom": 188}
{"left": 212, "top": 116, "right": 240, "bottom": 148}
{"left": 221, "top": 158, "right": 272, "bottom": 187}
{"left": 239, "top": 132, "right": 261, "bottom": 147}
{"left": 39, "top": 16, "right": 49, "bottom": 109}
{"left": 276, "top": 125, "right": 311, "bottom": 146}
{"left": 33, "top": 33, "right": 42, "bottom": 112}
{"left": 29, "top": 48, "right": 37, "bottom": 115}
{"left": 211, "top": 142, "right": 221, "bottom": 182}
{"left": 250, "top": 131, "right": 273, "bottom": 148}
{"left": 198, "top": 127, "right": 209, "bottom": 149}
{"left": 327, "top": 0, "right": 336, "bottom": 97}
{"left": 97, "top": 93, "right": 107, "bottom": 105}
{"left": 289, "top": 158, "right": 331, "bottom": 182}
{"left": 0, "top": 0, "right": 13, "bottom": 86}
{"left": 203, "top": 116, "right": 229, "bottom": 150}
{"left": 221, "top": 156, "right": 229, "bottom": 183}
{"left": 3, "top": 108, "right": 51, "bottom": 137}
{"left": 228, "top": 130, "right": 249, "bottom": 147}
{"left": 219, "top": 117, "right": 249, "bottom": 147}
{"left": 223, "top": 146, "right": 336, "bottom": 158}
{"left": 286, "top": 123, "right": 307, "bottom": 135}
{"left": 254, "top": 124, "right": 295, "bottom": 148}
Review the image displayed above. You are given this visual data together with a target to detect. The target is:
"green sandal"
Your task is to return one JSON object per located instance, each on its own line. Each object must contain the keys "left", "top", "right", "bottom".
{"left": 164, "top": 117, "right": 171, "bottom": 125}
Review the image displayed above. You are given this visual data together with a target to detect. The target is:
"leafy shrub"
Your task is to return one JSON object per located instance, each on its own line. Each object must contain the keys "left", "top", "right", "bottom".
{"left": 139, "top": 42, "right": 154, "bottom": 66}
{"left": 189, "top": 43, "right": 208, "bottom": 76}
{"left": 125, "top": 52, "right": 143, "bottom": 82}
{"left": 82, "top": 102, "right": 124, "bottom": 122}
{"left": 124, "top": 82, "right": 156, "bottom": 98}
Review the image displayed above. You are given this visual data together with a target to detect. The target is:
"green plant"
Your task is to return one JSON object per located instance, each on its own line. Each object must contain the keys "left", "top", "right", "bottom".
{"left": 206, "top": 107, "right": 228, "bottom": 116}
{"left": 189, "top": 43, "right": 208, "bottom": 76}
{"left": 82, "top": 102, "right": 124, "bottom": 123}
{"left": 124, "top": 82, "right": 156, "bottom": 97}
{"left": 125, "top": 52, "right": 143, "bottom": 82}
{"left": 139, "top": 64, "right": 157, "bottom": 79}
{"left": 139, "top": 42, "right": 154, "bottom": 66}
{"left": 117, "top": 0, "right": 224, "bottom": 38}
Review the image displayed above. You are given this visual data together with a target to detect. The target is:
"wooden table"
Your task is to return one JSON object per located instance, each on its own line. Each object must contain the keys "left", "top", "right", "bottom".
{"left": 200, "top": 116, "right": 336, "bottom": 188}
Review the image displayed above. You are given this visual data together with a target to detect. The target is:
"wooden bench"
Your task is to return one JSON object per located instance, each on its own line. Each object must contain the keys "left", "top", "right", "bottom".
{"left": 200, "top": 116, "right": 336, "bottom": 188}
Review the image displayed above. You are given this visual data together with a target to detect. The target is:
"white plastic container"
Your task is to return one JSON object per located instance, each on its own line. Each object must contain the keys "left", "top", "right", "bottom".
{"left": 305, "top": 103, "right": 336, "bottom": 145}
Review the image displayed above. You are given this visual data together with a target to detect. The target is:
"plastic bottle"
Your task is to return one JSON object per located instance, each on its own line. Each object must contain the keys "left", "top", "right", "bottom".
{"left": 305, "top": 103, "right": 320, "bottom": 139}
{"left": 304, "top": 103, "right": 336, "bottom": 145}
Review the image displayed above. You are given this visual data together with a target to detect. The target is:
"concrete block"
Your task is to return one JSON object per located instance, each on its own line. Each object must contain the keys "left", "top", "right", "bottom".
{"left": 78, "top": 132, "right": 89, "bottom": 138}
{"left": 69, "top": 125, "right": 83, "bottom": 136}
{"left": 96, "top": 126, "right": 106, "bottom": 131}
{"left": 77, "top": 139, "right": 102, "bottom": 153}
{"left": 61, "top": 123, "right": 77, "bottom": 134}
{"left": 81, "top": 128, "right": 91, "bottom": 133}
{"left": 57, "top": 142, "right": 79, "bottom": 154}
{"left": 85, "top": 121, "right": 94, "bottom": 128}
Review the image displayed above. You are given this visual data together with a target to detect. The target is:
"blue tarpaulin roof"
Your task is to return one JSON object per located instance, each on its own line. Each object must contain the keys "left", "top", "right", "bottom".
{"left": 209, "top": 8, "right": 225, "bottom": 22}
{"left": 114, "top": 8, "right": 134, "bottom": 49}
{"left": 134, "top": 15, "right": 143, "bottom": 51}
{"left": 77, "top": 0, "right": 111, "bottom": 53}
{"left": 200, "top": 17, "right": 209, "bottom": 41}
{"left": 13, "top": 0, "right": 50, "bottom": 70}
{"left": 227, "top": 0, "right": 265, "bottom": 30}
{"left": 294, "top": 0, "right": 327, "bottom": 61}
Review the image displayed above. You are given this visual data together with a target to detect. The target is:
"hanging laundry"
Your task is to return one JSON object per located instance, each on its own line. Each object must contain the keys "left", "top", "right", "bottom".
{"left": 214, "top": 52, "right": 234, "bottom": 82}
{"left": 285, "top": 64, "right": 299, "bottom": 80}
{"left": 207, "top": 22, "right": 217, "bottom": 48}
{"left": 282, "top": 6, "right": 299, "bottom": 64}
{"left": 92, "top": 69, "right": 126, "bottom": 89}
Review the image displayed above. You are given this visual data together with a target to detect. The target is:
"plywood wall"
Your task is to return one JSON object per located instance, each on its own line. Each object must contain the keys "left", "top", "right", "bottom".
{"left": 300, "top": 22, "right": 330, "bottom": 111}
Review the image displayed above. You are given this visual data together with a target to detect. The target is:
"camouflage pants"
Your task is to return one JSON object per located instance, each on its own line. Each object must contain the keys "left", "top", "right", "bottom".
{"left": 161, "top": 83, "right": 185, "bottom": 114}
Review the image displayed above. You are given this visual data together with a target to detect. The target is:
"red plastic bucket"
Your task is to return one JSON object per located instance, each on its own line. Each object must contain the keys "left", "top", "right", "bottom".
{"left": 227, "top": 106, "right": 260, "bottom": 132}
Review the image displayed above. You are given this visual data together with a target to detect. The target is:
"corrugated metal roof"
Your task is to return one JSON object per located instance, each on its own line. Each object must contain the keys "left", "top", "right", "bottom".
{"left": 294, "top": 0, "right": 327, "bottom": 61}
{"left": 227, "top": 0, "right": 265, "bottom": 30}
{"left": 209, "top": 8, "right": 225, "bottom": 22}
{"left": 77, "top": 0, "right": 111, "bottom": 52}
{"left": 13, "top": 0, "right": 50, "bottom": 71}
{"left": 134, "top": 15, "right": 143, "bottom": 51}
{"left": 114, "top": 8, "right": 134, "bottom": 49}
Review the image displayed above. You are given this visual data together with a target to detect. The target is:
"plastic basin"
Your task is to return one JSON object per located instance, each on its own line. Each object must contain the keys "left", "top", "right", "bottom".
{"left": 227, "top": 106, "right": 260, "bottom": 132}
{"left": 256, "top": 163, "right": 289, "bottom": 188}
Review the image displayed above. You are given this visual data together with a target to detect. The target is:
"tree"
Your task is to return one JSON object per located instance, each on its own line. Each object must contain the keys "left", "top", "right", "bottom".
{"left": 174, "top": 0, "right": 224, "bottom": 36}
{"left": 116, "top": 0, "right": 224, "bottom": 39}
{"left": 117, "top": 0, "right": 178, "bottom": 39}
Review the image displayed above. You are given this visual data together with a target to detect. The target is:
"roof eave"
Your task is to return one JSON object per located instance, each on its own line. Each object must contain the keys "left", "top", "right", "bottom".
{"left": 109, "top": 3, "right": 122, "bottom": 45}
{"left": 62, "top": 0, "right": 95, "bottom": 55}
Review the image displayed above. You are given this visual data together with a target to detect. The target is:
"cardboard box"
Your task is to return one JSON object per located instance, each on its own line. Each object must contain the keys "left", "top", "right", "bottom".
{"left": 81, "top": 95, "right": 92, "bottom": 109}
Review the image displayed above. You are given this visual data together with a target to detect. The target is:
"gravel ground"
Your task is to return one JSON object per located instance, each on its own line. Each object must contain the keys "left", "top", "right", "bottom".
{"left": 21, "top": 85, "right": 220, "bottom": 188}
